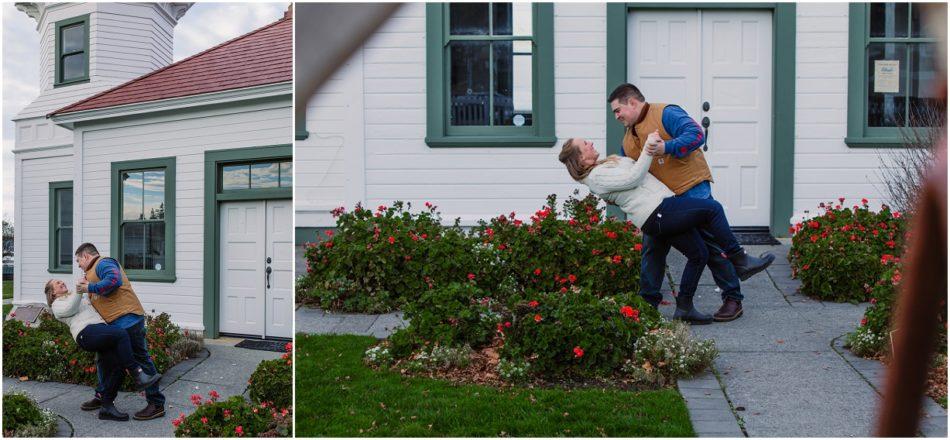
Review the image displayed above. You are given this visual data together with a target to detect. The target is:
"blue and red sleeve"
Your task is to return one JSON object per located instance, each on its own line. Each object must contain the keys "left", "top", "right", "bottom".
{"left": 661, "top": 105, "right": 705, "bottom": 158}
{"left": 88, "top": 258, "right": 123, "bottom": 296}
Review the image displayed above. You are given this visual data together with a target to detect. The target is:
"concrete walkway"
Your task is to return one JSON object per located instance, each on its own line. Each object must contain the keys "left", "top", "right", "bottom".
{"left": 3, "top": 339, "right": 281, "bottom": 437}
{"left": 294, "top": 243, "right": 947, "bottom": 437}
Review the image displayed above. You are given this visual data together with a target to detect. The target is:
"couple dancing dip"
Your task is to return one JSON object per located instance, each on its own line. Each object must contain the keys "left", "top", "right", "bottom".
{"left": 43, "top": 243, "right": 166, "bottom": 421}
{"left": 560, "top": 83, "right": 775, "bottom": 324}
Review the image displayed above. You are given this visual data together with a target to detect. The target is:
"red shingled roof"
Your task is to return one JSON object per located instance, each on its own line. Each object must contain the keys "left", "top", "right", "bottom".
{"left": 51, "top": 13, "right": 292, "bottom": 116}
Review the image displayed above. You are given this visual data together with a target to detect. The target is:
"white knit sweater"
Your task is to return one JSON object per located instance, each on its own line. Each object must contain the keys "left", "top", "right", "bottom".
{"left": 581, "top": 154, "right": 674, "bottom": 228}
{"left": 51, "top": 292, "right": 106, "bottom": 341}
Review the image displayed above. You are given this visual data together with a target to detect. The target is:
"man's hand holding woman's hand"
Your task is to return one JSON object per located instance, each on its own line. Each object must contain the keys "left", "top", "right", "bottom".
{"left": 645, "top": 130, "right": 665, "bottom": 157}
{"left": 76, "top": 273, "right": 89, "bottom": 294}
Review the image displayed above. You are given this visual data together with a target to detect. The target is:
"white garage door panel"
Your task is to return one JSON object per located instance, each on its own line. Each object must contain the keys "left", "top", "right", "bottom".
{"left": 629, "top": 9, "right": 773, "bottom": 226}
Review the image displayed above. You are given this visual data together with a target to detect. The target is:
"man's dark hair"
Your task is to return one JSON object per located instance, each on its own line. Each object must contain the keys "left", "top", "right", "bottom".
{"left": 608, "top": 83, "right": 645, "bottom": 104}
{"left": 75, "top": 243, "right": 99, "bottom": 257}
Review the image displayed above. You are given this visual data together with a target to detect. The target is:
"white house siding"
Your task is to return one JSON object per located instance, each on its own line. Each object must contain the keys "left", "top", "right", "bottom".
{"left": 71, "top": 98, "right": 291, "bottom": 331}
{"left": 793, "top": 3, "right": 904, "bottom": 219}
{"left": 15, "top": 3, "right": 178, "bottom": 120}
{"left": 297, "top": 3, "right": 607, "bottom": 228}
{"left": 13, "top": 149, "right": 74, "bottom": 305}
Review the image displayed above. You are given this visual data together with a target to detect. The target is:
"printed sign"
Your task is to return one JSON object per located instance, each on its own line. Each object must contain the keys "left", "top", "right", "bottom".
{"left": 874, "top": 60, "right": 900, "bottom": 94}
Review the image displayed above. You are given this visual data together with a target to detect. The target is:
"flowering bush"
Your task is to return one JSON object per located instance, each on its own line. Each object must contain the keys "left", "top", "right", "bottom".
{"left": 500, "top": 290, "right": 662, "bottom": 379}
{"left": 395, "top": 282, "right": 505, "bottom": 355}
{"left": 789, "top": 199, "right": 907, "bottom": 302}
{"left": 2, "top": 311, "right": 197, "bottom": 388}
{"left": 247, "top": 342, "right": 292, "bottom": 409}
{"left": 298, "top": 192, "right": 646, "bottom": 313}
{"left": 622, "top": 321, "right": 718, "bottom": 386}
{"left": 172, "top": 393, "right": 291, "bottom": 438}
{"left": 2, "top": 392, "right": 57, "bottom": 438}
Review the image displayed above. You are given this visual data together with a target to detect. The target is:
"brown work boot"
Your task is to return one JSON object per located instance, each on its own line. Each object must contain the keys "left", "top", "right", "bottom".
{"left": 80, "top": 397, "right": 102, "bottom": 411}
{"left": 713, "top": 298, "right": 743, "bottom": 322}
{"left": 133, "top": 402, "right": 165, "bottom": 420}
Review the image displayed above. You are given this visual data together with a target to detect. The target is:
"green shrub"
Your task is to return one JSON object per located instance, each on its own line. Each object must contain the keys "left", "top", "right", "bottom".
{"left": 172, "top": 394, "right": 291, "bottom": 438}
{"left": 247, "top": 342, "right": 292, "bottom": 409}
{"left": 2, "top": 392, "right": 57, "bottom": 438}
{"left": 501, "top": 290, "right": 662, "bottom": 379}
{"left": 2, "top": 311, "right": 198, "bottom": 388}
{"left": 788, "top": 199, "right": 907, "bottom": 302}
{"left": 400, "top": 282, "right": 504, "bottom": 351}
{"left": 297, "top": 191, "right": 646, "bottom": 314}
{"left": 623, "top": 321, "right": 718, "bottom": 386}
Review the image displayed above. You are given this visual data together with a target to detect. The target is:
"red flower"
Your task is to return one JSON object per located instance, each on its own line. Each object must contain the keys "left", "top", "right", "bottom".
{"left": 533, "top": 268, "right": 542, "bottom": 276}
{"left": 377, "top": 205, "right": 387, "bottom": 212}
{"left": 620, "top": 305, "right": 635, "bottom": 318}
{"left": 201, "top": 417, "right": 208, "bottom": 424}
{"left": 560, "top": 287, "right": 568, "bottom": 293}
{"left": 802, "top": 264, "right": 810, "bottom": 271}
{"left": 881, "top": 254, "right": 895, "bottom": 265}
{"left": 235, "top": 426, "right": 244, "bottom": 436}
{"left": 886, "top": 240, "right": 895, "bottom": 248}
{"left": 810, "top": 235, "right": 818, "bottom": 243}
{"left": 839, "top": 197, "right": 845, "bottom": 203}
{"left": 190, "top": 394, "right": 203, "bottom": 406}
{"left": 534, "top": 314, "right": 542, "bottom": 323}
{"left": 870, "top": 298, "right": 877, "bottom": 304}
{"left": 497, "top": 243, "right": 506, "bottom": 250}
{"left": 634, "top": 243, "right": 643, "bottom": 252}
{"left": 568, "top": 218, "right": 578, "bottom": 226}
{"left": 573, "top": 346, "right": 584, "bottom": 358}
{"left": 568, "top": 274, "right": 577, "bottom": 283}
{"left": 504, "top": 321, "right": 511, "bottom": 328}
{"left": 324, "top": 230, "right": 334, "bottom": 237}
{"left": 606, "top": 231, "right": 618, "bottom": 240}
{"left": 528, "top": 300, "right": 539, "bottom": 308}
{"left": 223, "top": 409, "right": 232, "bottom": 418}
{"left": 891, "top": 271, "right": 902, "bottom": 285}
{"left": 893, "top": 211, "right": 902, "bottom": 219}
{"left": 208, "top": 390, "right": 220, "bottom": 401}
{"left": 861, "top": 198, "right": 869, "bottom": 205}
{"left": 388, "top": 236, "right": 395, "bottom": 244}
{"left": 467, "top": 273, "right": 476, "bottom": 280}
{"left": 612, "top": 255, "right": 622, "bottom": 264}
{"left": 860, "top": 317, "right": 868, "bottom": 326}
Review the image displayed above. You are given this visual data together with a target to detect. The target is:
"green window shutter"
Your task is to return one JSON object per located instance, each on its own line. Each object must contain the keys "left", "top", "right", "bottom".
{"left": 846, "top": 3, "right": 943, "bottom": 148}
{"left": 111, "top": 157, "right": 177, "bottom": 283}
{"left": 425, "top": 3, "right": 556, "bottom": 148}
{"left": 54, "top": 14, "right": 90, "bottom": 87}
{"left": 48, "top": 181, "right": 74, "bottom": 273}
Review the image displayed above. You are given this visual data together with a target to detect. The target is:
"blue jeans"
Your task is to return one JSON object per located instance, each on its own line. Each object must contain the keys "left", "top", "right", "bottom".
{"left": 639, "top": 181, "right": 743, "bottom": 304}
{"left": 95, "top": 319, "right": 165, "bottom": 406}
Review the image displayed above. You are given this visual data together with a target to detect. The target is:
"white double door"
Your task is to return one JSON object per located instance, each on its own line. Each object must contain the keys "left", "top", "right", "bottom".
{"left": 628, "top": 9, "right": 773, "bottom": 226}
{"left": 220, "top": 200, "right": 293, "bottom": 339}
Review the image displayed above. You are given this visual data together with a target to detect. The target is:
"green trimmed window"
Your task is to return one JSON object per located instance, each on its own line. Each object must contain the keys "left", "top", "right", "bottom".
{"left": 426, "top": 3, "right": 555, "bottom": 147}
{"left": 846, "top": 3, "right": 946, "bottom": 147}
{"left": 54, "top": 14, "right": 90, "bottom": 87}
{"left": 48, "top": 181, "right": 73, "bottom": 273}
{"left": 221, "top": 160, "right": 293, "bottom": 190}
{"left": 111, "top": 158, "right": 176, "bottom": 282}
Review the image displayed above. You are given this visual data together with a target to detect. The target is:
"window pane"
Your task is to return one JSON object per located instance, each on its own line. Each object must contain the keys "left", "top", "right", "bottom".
{"left": 870, "top": 3, "right": 909, "bottom": 38}
{"left": 58, "top": 228, "right": 72, "bottom": 267}
{"left": 250, "top": 162, "right": 280, "bottom": 188}
{"left": 222, "top": 164, "right": 250, "bottom": 190}
{"left": 143, "top": 170, "right": 165, "bottom": 220}
{"left": 450, "top": 41, "right": 491, "bottom": 126}
{"left": 493, "top": 2, "right": 532, "bottom": 36}
{"left": 61, "top": 23, "right": 84, "bottom": 53}
{"left": 279, "top": 162, "right": 292, "bottom": 188}
{"left": 58, "top": 188, "right": 72, "bottom": 228}
{"left": 143, "top": 222, "right": 165, "bottom": 271}
{"left": 450, "top": 3, "right": 489, "bottom": 35}
{"left": 493, "top": 41, "right": 533, "bottom": 126}
{"left": 867, "top": 43, "right": 908, "bottom": 127}
{"left": 122, "top": 171, "right": 144, "bottom": 221}
{"left": 912, "top": 3, "right": 947, "bottom": 37}
{"left": 62, "top": 53, "right": 85, "bottom": 81}
{"left": 121, "top": 222, "right": 145, "bottom": 270}
{"left": 909, "top": 43, "right": 943, "bottom": 127}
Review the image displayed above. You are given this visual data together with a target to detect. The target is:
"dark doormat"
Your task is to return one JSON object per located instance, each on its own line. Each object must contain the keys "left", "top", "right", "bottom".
{"left": 732, "top": 227, "right": 781, "bottom": 246}
{"left": 235, "top": 339, "right": 287, "bottom": 352}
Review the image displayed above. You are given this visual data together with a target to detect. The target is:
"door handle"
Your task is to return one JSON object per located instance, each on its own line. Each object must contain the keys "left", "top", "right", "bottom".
{"left": 265, "top": 266, "right": 272, "bottom": 289}
{"left": 701, "top": 116, "right": 711, "bottom": 152}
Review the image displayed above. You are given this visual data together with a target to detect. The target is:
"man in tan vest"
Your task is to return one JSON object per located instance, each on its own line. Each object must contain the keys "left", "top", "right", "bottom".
{"left": 608, "top": 83, "right": 774, "bottom": 323}
{"left": 74, "top": 242, "right": 166, "bottom": 421}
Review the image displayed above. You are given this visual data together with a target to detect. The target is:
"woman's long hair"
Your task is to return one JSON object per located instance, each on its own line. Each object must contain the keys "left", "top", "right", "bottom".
{"left": 44, "top": 280, "right": 58, "bottom": 307}
{"left": 558, "top": 138, "right": 617, "bottom": 181}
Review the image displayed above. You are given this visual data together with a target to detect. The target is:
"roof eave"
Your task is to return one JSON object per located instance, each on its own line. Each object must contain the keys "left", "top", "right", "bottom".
{"left": 49, "top": 81, "right": 292, "bottom": 129}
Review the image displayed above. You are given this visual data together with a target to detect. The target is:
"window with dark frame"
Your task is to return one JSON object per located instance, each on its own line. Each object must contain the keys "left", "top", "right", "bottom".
{"left": 221, "top": 160, "right": 293, "bottom": 191}
{"left": 847, "top": 3, "right": 946, "bottom": 147}
{"left": 49, "top": 183, "right": 73, "bottom": 272}
{"left": 55, "top": 15, "right": 89, "bottom": 86}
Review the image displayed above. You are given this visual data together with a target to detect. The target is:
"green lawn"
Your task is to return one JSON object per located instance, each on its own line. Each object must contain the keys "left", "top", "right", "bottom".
{"left": 3, "top": 280, "right": 11, "bottom": 299}
{"left": 3, "top": 303, "right": 11, "bottom": 316}
{"left": 295, "top": 334, "right": 695, "bottom": 437}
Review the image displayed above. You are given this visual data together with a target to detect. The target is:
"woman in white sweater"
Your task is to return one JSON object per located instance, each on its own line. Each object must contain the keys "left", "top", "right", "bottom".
{"left": 45, "top": 279, "right": 161, "bottom": 421}
{"left": 558, "top": 136, "right": 773, "bottom": 323}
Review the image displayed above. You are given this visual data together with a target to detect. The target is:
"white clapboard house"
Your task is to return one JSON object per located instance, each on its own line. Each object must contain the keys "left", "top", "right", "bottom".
{"left": 296, "top": 2, "right": 945, "bottom": 245}
{"left": 11, "top": 2, "right": 294, "bottom": 339}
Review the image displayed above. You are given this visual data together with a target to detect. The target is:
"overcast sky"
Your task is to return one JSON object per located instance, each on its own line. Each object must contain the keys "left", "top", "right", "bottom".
{"left": 1, "top": 2, "right": 287, "bottom": 224}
